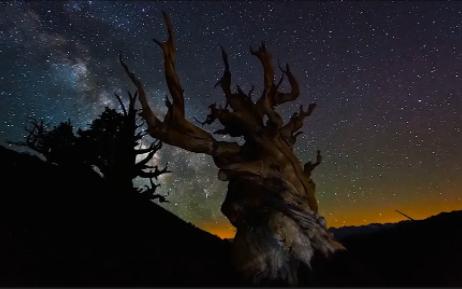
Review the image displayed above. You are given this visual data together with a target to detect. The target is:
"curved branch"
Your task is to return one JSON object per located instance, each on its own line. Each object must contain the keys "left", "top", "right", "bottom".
{"left": 202, "top": 103, "right": 255, "bottom": 137}
{"left": 139, "top": 164, "right": 171, "bottom": 179}
{"left": 250, "top": 41, "right": 274, "bottom": 94}
{"left": 121, "top": 13, "right": 241, "bottom": 158}
{"left": 135, "top": 140, "right": 162, "bottom": 155}
{"left": 114, "top": 93, "right": 128, "bottom": 116}
{"left": 135, "top": 148, "right": 157, "bottom": 171}
{"left": 119, "top": 54, "right": 162, "bottom": 129}
{"left": 273, "top": 64, "right": 300, "bottom": 106}
{"left": 251, "top": 42, "right": 285, "bottom": 129}
{"left": 280, "top": 103, "right": 316, "bottom": 146}
{"left": 215, "top": 46, "right": 232, "bottom": 97}
{"left": 152, "top": 12, "right": 184, "bottom": 120}
{"left": 304, "top": 150, "right": 322, "bottom": 178}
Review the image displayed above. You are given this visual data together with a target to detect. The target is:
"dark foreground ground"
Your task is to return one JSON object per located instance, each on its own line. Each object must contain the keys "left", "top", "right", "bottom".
{"left": 1, "top": 146, "right": 461, "bottom": 286}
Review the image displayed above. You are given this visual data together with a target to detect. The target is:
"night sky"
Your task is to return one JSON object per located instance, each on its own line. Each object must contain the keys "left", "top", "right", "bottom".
{"left": 1, "top": 1, "right": 461, "bottom": 238}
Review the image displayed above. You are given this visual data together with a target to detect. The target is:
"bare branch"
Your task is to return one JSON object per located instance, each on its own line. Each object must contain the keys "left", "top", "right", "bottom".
{"left": 215, "top": 46, "right": 232, "bottom": 97}
{"left": 135, "top": 140, "right": 162, "bottom": 155}
{"left": 250, "top": 41, "right": 274, "bottom": 93}
{"left": 135, "top": 149, "right": 157, "bottom": 171}
{"left": 119, "top": 54, "right": 162, "bottom": 129}
{"left": 140, "top": 178, "right": 169, "bottom": 203}
{"left": 152, "top": 12, "right": 184, "bottom": 120}
{"left": 139, "top": 164, "right": 171, "bottom": 179}
{"left": 215, "top": 48, "right": 260, "bottom": 124}
{"left": 250, "top": 42, "right": 287, "bottom": 129}
{"left": 127, "top": 90, "right": 138, "bottom": 117}
{"left": 114, "top": 93, "right": 128, "bottom": 116}
{"left": 122, "top": 17, "right": 243, "bottom": 157}
{"left": 121, "top": 55, "right": 217, "bottom": 154}
{"left": 280, "top": 103, "right": 316, "bottom": 146}
{"left": 273, "top": 64, "right": 300, "bottom": 106}
{"left": 304, "top": 150, "right": 322, "bottom": 178}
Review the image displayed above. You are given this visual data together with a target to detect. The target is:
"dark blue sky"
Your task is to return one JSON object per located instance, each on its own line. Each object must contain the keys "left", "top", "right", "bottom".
{"left": 1, "top": 1, "right": 461, "bottom": 237}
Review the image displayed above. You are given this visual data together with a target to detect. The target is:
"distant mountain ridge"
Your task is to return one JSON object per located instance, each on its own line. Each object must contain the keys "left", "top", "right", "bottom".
{"left": 330, "top": 210, "right": 462, "bottom": 240}
{"left": 334, "top": 209, "right": 462, "bottom": 286}
{"left": 330, "top": 222, "right": 397, "bottom": 240}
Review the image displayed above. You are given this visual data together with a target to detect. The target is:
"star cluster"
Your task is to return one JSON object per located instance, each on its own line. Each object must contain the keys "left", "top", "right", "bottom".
{"left": 1, "top": 1, "right": 461, "bottom": 238}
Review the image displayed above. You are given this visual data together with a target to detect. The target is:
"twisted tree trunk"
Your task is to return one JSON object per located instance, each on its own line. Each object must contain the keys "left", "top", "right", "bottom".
{"left": 121, "top": 13, "right": 344, "bottom": 285}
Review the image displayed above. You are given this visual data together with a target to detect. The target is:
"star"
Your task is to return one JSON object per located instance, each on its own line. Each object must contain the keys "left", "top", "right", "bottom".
{"left": 1, "top": 1, "right": 461, "bottom": 237}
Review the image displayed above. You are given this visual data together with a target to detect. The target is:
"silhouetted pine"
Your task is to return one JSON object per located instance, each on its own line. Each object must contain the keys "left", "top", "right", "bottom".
{"left": 15, "top": 92, "right": 169, "bottom": 201}
{"left": 18, "top": 119, "right": 79, "bottom": 165}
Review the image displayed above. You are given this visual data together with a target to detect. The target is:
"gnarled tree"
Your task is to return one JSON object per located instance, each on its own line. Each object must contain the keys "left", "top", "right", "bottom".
{"left": 121, "top": 13, "right": 344, "bottom": 285}
{"left": 78, "top": 92, "right": 170, "bottom": 201}
{"left": 16, "top": 94, "right": 169, "bottom": 202}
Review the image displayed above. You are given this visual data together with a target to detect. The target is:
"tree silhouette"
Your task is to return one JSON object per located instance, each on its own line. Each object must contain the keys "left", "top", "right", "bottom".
{"left": 17, "top": 119, "right": 80, "bottom": 165}
{"left": 78, "top": 92, "right": 170, "bottom": 200}
{"left": 120, "top": 13, "right": 344, "bottom": 285}
{"left": 17, "top": 94, "right": 168, "bottom": 201}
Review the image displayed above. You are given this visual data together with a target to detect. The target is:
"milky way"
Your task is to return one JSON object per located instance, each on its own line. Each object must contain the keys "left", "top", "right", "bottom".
{"left": 1, "top": 1, "right": 461, "bottom": 237}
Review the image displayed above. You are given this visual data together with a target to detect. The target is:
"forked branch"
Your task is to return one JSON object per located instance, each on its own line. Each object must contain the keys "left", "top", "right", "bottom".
{"left": 274, "top": 64, "right": 300, "bottom": 106}
{"left": 280, "top": 103, "right": 316, "bottom": 146}
{"left": 250, "top": 43, "right": 301, "bottom": 122}
{"left": 121, "top": 13, "right": 241, "bottom": 158}
{"left": 153, "top": 12, "right": 184, "bottom": 121}
{"left": 304, "top": 150, "right": 322, "bottom": 178}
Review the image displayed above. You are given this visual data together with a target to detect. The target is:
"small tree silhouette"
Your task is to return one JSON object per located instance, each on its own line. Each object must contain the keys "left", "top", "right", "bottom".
{"left": 16, "top": 119, "right": 79, "bottom": 165}
{"left": 16, "top": 94, "right": 169, "bottom": 201}
{"left": 78, "top": 92, "right": 170, "bottom": 200}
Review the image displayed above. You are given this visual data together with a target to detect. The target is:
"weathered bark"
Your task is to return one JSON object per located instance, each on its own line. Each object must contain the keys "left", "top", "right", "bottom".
{"left": 121, "top": 12, "right": 344, "bottom": 285}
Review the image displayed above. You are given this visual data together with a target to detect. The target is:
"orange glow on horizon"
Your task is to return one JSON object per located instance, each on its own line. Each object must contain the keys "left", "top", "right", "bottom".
{"left": 199, "top": 203, "right": 462, "bottom": 239}
{"left": 323, "top": 197, "right": 462, "bottom": 228}
{"left": 199, "top": 222, "right": 236, "bottom": 239}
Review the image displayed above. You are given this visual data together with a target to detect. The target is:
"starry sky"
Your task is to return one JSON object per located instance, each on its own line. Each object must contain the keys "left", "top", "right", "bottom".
{"left": 1, "top": 1, "right": 461, "bottom": 238}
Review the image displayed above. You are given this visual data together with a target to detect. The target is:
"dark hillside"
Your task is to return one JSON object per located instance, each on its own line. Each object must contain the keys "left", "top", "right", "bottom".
{"left": 0, "top": 146, "right": 236, "bottom": 286}
{"left": 334, "top": 210, "right": 462, "bottom": 286}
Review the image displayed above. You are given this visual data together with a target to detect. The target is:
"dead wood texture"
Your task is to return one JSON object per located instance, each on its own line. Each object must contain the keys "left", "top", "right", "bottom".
{"left": 121, "top": 13, "right": 344, "bottom": 285}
